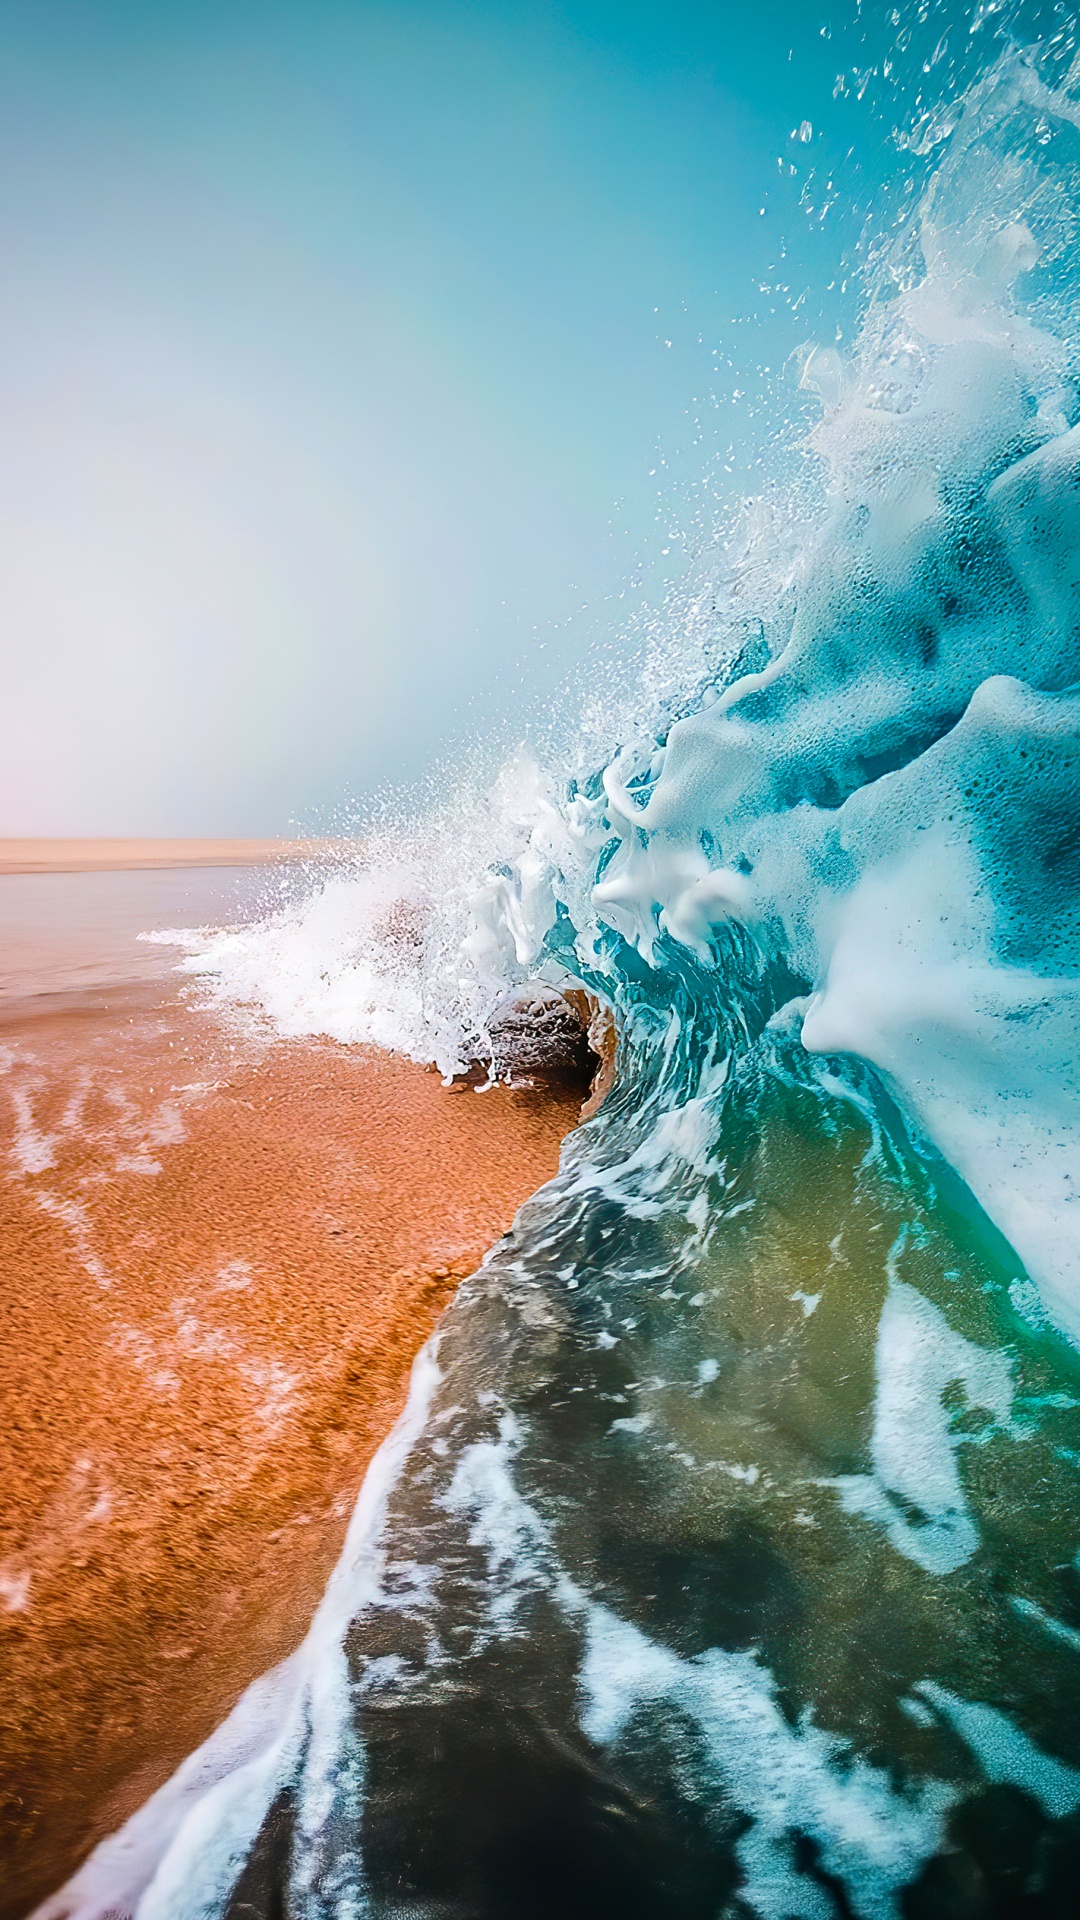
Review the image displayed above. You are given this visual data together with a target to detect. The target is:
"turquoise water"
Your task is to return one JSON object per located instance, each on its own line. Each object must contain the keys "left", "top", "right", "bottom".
{"left": 41, "top": 19, "right": 1080, "bottom": 1920}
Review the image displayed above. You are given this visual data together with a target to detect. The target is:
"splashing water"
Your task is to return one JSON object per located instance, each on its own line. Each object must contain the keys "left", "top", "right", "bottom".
{"left": 41, "top": 28, "right": 1080, "bottom": 1920}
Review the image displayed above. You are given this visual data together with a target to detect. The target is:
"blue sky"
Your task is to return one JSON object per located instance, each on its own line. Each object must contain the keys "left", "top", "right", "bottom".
{"left": 0, "top": 0, "right": 1030, "bottom": 833}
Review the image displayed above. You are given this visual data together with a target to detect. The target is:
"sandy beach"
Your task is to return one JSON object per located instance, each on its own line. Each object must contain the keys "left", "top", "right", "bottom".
{"left": 0, "top": 863, "right": 581, "bottom": 1917}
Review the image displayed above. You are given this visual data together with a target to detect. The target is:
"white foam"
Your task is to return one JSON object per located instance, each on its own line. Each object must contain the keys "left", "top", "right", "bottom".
{"left": 579, "top": 1600, "right": 949, "bottom": 1919}
{"left": 834, "top": 1266, "right": 1014, "bottom": 1576}
{"left": 916, "top": 1682, "right": 1080, "bottom": 1817}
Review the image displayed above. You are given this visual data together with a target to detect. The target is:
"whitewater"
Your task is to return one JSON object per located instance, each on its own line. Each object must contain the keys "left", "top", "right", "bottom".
{"left": 40, "top": 25, "right": 1080, "bottom": 1920}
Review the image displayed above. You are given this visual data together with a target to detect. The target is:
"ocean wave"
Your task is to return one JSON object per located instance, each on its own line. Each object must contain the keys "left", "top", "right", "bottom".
{"left": 52, "top": 27, "right": 1080, "bottom": 1917}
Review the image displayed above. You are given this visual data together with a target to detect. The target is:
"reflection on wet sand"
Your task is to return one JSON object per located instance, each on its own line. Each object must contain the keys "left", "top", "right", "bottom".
{"left": 0, "top": 868, "right": 577, "bottom": 1918}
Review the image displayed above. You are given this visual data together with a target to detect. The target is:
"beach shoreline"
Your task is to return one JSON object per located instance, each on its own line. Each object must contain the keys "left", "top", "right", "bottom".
{"left": 0, "top": 838, "right": 345, "bottom": 874}
{"left": 0, "top": 971, "right": 579, "bottom": 1918}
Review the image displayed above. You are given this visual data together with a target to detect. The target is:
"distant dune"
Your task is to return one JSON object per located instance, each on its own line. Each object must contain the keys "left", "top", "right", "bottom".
{"left": 0, "top": 838, "right": 344, "bottom": 874}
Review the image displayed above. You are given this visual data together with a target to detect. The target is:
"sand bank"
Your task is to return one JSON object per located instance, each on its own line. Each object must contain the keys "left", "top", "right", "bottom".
{"left": 0, "top": 838, "right": 339, "bottom": 874}
{"left": 0, "top": 981, "right": 578, "bottom": 1918}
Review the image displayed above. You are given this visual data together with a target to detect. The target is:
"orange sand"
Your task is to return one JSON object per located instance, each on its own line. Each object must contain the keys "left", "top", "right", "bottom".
{"left": 0, "top": 983, "right": 578, "bottom": 1918}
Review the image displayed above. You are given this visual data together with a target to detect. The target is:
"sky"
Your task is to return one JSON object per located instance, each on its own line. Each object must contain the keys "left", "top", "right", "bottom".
{"left": 0, "top": 0, "right": 1024, "bottom": 834}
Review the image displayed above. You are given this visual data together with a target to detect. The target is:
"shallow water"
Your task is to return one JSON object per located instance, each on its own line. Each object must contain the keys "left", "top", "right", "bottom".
{"left": 39, "top": 18, "right": 1080, "bottom": 1920}
{"left": 0, "top": 869, "right": 261, "bottom": 1006}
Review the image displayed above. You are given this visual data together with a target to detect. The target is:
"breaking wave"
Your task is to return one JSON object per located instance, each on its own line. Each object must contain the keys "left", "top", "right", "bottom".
{"left": 42, "top": 24, "right": 1080, "bottom": 1920}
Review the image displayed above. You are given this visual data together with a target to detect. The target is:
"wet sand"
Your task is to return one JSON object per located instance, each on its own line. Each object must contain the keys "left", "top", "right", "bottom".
{"left": 0, "top": 914, "right": 578, "bottom": 1915}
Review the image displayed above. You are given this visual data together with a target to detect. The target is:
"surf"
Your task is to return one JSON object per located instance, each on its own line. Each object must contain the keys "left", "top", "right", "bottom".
{"left": 40, "top": 25, "right": 1080, "bottom": 1919}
